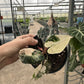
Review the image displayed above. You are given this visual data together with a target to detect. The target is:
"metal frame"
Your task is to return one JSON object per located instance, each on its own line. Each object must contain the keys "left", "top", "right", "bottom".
{"left": 10, "top": 0, "right": 16, "bottom": 38}
{"left": 0, "top": 10, "right": 5, "bottom": 44}
{"left": 83, "top": 0, "right": 84, "bottom": 22}
{"left": 64, "top": 45, "right": 70, "bottom": 84}
{"left": 68, "top": 0, "right": 74, "bottom": 27}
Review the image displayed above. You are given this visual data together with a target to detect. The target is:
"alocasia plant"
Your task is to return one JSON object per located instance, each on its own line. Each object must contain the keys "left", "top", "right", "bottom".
{"left": 68, "top": 23, "right": 84, "bottom": 71}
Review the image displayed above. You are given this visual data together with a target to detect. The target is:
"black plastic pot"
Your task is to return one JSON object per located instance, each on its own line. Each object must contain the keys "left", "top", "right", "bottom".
{"left": 46, "top": 47, "right": 67, "bottom": 73}
{"left": 4, "top": 26, "right": 12, "bottom": 33}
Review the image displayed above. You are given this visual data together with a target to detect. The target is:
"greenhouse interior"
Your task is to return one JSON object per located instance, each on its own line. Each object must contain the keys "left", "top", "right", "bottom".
{"left": 0, "top": 0, "right": 84, "bottom": 84}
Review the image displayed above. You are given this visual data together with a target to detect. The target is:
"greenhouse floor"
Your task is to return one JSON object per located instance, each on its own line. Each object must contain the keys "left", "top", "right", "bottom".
{"left": 0, "top": 21, "right": 83, "bottom": 84}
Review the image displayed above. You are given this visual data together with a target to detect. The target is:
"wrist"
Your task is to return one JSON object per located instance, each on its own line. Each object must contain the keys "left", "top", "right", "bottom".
{"left": 0, "top": 58, "right": 7, "bottom": 69}
{"left": 0, "top": 46, "right": 6, "bottom": 62}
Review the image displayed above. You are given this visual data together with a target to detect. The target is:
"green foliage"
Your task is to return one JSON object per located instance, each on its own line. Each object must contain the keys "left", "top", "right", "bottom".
{"left": 17, "top": 19, "right": 23, "bottom": 23}
{"left": 37, "top": 26, "right": 50, "bottom": 41}
{"left": 37, "top": 20, "right": 47, "bottom": 27}
{"left": 17, "top": 18, "right": 30, "bottom": 23}
{"left": 21, "top": 23, "right": 29, "bottom": 26}
{"left": 68, "top": 23, "right": 84, "bottom": 71}
{"left": 69, "top": 38, "right": 80, "bottom": 71}
{"left": 78, "top": 47, "right": 84, "bottom": 64}
{"left": 69, "top": 37, "right": 83, "bottom": 51}
{"left": 55, "top": 17, "right": 67, "bottom": 22}
{"left": 25, "top": 18, "right": 30, "bottom": 23}
{"left": 37, "top": 27, "right": 43, "bottom": 38}
{"left": 32, "top": 71, "right": 45, "bottom": 80}
{"left": 20, "top": 50, "right": 44, "bottom": 68}
{"left": 69, "top": 38, "right": 81, "bottom": 71}
{"left": 69, "top": 54, "right": 79, "bottom": 71}
{"left": 68, "top": 24, "right": 84, "bottom": 45}
{"left": 46, "top": 35, "right": 60, "bottom": 42}
{"left": 39, "top": 17, "right": 49, "bottom": 22}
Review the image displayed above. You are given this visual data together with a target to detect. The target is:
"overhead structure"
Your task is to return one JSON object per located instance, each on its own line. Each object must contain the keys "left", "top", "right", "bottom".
{"left": 0, "top": 0, "right": 84, "bottom": 40}
{"left": 0, "top": 0, "right": 84, "bottom": 17}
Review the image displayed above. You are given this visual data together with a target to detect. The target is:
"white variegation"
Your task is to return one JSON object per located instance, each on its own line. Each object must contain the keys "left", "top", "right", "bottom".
{"left": 45, "top": 35, "right": 72, "bottom": 54}
{"left": 44, "top": 41, "right": 56, "bottom": 48}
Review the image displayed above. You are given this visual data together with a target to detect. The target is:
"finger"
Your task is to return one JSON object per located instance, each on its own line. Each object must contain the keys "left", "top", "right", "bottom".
{"left": 17, "top": 37, "right": 38, "bottom": 49}
{"left": 23, "top": 37, "right": 38, "bottom": 47}
{"left": 16, "top": 34, "right": 34, "bottom": 39}
{"left": 16, "top": 34, "right": 35, "bottom": 39}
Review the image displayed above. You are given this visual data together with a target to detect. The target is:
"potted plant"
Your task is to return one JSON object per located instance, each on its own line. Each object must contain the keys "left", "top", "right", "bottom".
{"left": 19, "top": 35, "right": 71, "bottom": 80}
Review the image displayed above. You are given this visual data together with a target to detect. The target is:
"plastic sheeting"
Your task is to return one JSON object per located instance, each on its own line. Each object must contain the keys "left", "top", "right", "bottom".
{"left": 0, "top": 0, "right": 84, "bottom": 15}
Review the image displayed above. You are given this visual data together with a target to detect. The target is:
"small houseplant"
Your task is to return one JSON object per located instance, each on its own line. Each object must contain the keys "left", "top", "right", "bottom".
{"left": 19, "top": 35, "right": 71, "bottom": 80}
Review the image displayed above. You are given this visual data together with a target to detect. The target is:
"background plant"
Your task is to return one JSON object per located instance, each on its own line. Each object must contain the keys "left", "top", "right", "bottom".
{"left": 68, "top": 23, "right": 84, "bottom": 71}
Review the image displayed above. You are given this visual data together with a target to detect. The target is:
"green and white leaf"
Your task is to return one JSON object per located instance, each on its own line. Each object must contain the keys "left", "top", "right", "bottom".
{"left": 47, "top": 35, "right": 72, "bottom": 54}
{"left": 45, "top": 35, "right": 71, "bottom": 48}
{"left": 46, "top": 35, "right": 60, "bottom": 42}
{"left": 20, "top": 50, "right": 44, "bottom": 64}
{"left": 44, "top": 35, "right": 60, "bottom": 48}
{"left": 55, "top": 35, "right": 71, "bottom": 40}
{"left": 44, "top": 41, "right": 56, "bottom": 48}
{"left": 68, "top": 25, "right": 84, "bottom": 45}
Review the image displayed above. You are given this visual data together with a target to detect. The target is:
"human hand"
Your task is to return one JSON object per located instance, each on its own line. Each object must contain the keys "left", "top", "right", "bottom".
{"left": 0, "top": 34, "right": 38, "bottom": 69}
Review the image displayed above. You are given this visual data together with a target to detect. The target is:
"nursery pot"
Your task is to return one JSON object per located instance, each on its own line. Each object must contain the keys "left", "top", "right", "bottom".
{"left": 46, "top": 47, "right": 67, "bottom": 73}
{"left": 4, "top": 25, "right": 12, "bottom": 33}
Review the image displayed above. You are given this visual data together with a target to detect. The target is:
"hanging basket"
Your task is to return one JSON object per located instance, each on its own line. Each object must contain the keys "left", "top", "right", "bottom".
{"left": 44, "top": 35, "right": 71, "bottom": 73}
{"left": 46, "top": 47, "right": 67, "bottom": 73}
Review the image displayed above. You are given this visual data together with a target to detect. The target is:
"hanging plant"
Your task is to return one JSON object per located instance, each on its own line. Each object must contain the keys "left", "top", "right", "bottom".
{"left": 19, "top": 35, "right": 71, "bottom": 80}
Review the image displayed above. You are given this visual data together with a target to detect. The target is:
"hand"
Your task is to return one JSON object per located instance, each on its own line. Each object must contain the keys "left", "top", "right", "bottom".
{"left": 0, "top": 34, "right": 38, "bottom": 69}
